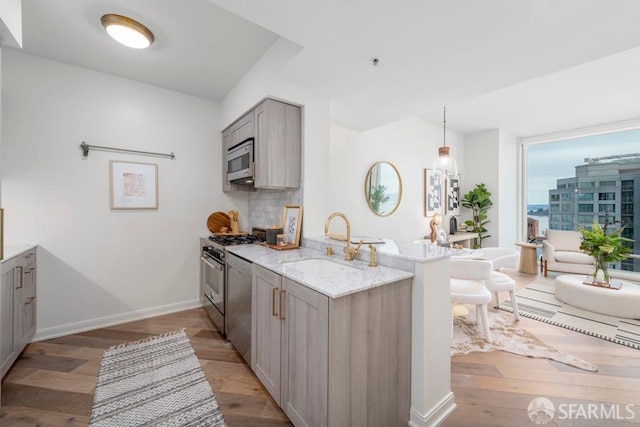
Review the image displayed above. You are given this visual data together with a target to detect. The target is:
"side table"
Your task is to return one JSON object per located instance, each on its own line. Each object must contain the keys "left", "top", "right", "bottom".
{"left": 515, "top": 242, "right": 540, "bottom": 274}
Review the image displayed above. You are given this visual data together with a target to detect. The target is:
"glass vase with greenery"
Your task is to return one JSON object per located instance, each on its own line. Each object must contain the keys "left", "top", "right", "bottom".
{"left": 579, "top": 222, "right": 632, "bottom": 284}
{"left": 461, "top": 183, "right": 492, "bottom": 248}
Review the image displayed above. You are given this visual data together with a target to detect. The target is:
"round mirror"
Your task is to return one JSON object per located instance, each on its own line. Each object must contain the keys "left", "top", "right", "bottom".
{"left": 364, "top": 161, "right": 403, "bottom": 216}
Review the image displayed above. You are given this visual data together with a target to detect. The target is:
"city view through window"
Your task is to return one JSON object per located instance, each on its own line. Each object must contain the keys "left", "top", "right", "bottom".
{"left": 527, "top": 128, "right": 640, "bottom": 273}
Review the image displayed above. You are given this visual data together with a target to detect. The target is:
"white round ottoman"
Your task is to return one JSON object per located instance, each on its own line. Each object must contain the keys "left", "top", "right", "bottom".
{"left": 554, "top": 274, "right": 640, "bottom": 319}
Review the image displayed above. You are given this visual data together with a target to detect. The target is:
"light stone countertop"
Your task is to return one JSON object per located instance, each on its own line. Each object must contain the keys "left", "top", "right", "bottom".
{"left": 2, "top": 244, "right": 37, "bottom": 263}
{"left": 226, "top": 244, "right": 414, "bottom": 299}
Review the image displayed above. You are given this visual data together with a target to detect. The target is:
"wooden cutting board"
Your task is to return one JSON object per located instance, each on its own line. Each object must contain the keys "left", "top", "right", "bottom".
{"left": 207, "top": 212, "right": 230, "bottom": 234}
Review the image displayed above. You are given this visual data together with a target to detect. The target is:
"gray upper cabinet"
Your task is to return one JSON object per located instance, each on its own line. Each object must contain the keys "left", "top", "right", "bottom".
{"left": 254, "top": 99, "right": 302, "bottom": 189}
{"left": 221, "top": 110, "right": 255, "bottom": 192}
{"left": 221, "top": 98, "right": 302, "bottom": 192}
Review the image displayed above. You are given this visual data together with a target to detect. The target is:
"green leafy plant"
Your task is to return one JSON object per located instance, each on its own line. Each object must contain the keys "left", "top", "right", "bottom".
{"left": 579, "top": 222, "right": 633, "bottom": 283}
{"left": 369, "top": 184, "right": 390, "bottom": 212}
{"left": 461, "top": 183, "right": 492, "bottom": 248}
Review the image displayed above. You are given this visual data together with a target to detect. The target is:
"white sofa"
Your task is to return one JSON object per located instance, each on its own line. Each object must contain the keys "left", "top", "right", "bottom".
{"left": 542, "top": 230, "right": 594, "bottom": 277}
{"left": 542, "top": 229, "right": 639, "bottom": 282}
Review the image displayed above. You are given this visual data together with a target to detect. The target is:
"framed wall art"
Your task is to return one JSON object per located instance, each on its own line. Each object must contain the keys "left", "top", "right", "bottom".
{"left": 446, "top": 174, "right": 461, "bottom": 216}
{"left": 282, "top": 205, "right": 303, "bottom": 247}
{"left": 110, "top": 160, "right": 158, "bottom": 210}
{"left": 424, "top": 168, "right": 443, "bottom": 217}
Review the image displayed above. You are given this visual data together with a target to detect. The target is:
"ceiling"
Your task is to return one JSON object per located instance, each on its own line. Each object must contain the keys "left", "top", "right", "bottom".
{"left": 11, "top": 0, "right": 640, "bottom": 138}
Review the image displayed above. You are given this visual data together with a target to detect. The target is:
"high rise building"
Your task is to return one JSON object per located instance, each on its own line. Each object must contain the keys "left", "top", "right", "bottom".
{"left": 548, "top": 153, "right": 640, "bottom": 272}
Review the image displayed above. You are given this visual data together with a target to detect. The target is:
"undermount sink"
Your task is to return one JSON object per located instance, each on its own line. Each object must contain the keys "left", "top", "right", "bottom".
{"left": 282, "top": 258, "right": 361, "bottom": 278}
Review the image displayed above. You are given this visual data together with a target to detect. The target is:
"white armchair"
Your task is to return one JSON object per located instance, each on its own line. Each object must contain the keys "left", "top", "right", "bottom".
{"left": 542, "top": 230, "right": 594, "bottom": 277}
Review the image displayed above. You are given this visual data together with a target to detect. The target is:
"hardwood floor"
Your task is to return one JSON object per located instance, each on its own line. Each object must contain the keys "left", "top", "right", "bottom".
{"left": 1, "top": 268, "right": 639, "bottom": 426}
{"left": 444, "top": 268, "right": 640, "bottom": 427}
{"left": 0, "top": 309, "right": 293, "bottom": 426}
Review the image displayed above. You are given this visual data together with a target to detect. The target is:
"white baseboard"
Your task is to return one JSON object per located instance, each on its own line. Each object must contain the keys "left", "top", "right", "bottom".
{"left": 32, "top": 299, "right": 203, "bottom": 342}
{"left": 409, "top": 392, "right": 457, "bottom": 427}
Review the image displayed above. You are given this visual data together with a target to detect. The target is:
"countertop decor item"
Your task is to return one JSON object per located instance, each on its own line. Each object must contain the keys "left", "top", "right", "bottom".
{"left": 228, "top": 210, "right": 240, "bottom": 234}
{"left": 207, "top": 211, "right": 230, "bottom": 234}
{"left": 281, "top": 205, "right": 303, "bottom": 247}
{"left": 110, "top": 160, "right": 158, "bottom": 210}
{"left": 89, "top": 329, "right": 227, "bottom": 426}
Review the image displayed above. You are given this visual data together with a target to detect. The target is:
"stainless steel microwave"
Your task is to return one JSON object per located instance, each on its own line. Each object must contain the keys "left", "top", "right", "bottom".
{"left": 227, "top": 138, "right": 254, "bottom": 183}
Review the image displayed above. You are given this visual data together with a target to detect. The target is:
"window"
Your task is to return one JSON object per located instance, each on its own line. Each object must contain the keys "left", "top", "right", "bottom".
{"left": 578, "top": 215, "right": 593, "bottom": 224}
{"left": 525, "top": 127, "right": 640, "bottom": 273}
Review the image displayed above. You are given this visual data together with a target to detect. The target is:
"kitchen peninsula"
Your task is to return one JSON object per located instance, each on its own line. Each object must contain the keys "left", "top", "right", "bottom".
{"left": 229, "top": 237, "right": 457, "bottom": 427}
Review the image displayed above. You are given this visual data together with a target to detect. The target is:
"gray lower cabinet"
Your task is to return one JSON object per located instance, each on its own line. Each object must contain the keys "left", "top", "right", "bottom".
{"left": 1, "top": 248, "right": 37, "bottom": 379}
{"left": 252, "top": 264, "right": 411, "bottom": 427}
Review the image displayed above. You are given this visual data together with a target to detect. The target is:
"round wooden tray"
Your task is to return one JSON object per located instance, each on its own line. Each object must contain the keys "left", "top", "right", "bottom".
{"left": 207, "top": 212, "right": 230, "bottom": 234}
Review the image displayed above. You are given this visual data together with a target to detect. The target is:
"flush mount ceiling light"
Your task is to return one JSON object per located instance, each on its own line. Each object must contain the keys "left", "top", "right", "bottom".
{"left": 433, "top": 106, "right": 458, "bottom": 176}
{"left": 101, "top": 14, "right": 154, "bottom": 49}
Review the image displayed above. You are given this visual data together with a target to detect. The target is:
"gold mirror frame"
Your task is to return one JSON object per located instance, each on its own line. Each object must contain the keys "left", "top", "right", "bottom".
{"left": 364, "top": 161, "right": 403, "bottom": 217}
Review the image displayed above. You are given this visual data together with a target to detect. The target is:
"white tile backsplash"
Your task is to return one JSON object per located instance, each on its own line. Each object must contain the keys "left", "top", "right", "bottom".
{"left": 248, "top": 186, "right": 304, "bottom": 230}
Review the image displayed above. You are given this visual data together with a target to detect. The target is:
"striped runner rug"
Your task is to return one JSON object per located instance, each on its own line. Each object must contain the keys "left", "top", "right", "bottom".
{"left": 499, "top": 276, "right": 640, "bottom": 350}
{"left": 89, "top": 329, "right": 227, "bottom": 426}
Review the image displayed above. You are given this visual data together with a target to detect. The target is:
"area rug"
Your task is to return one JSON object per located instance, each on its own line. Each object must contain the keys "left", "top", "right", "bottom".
{"left": 452, "top": 308, "right": 598, "bottom": 371}
{"left": 89, "top": 329, "right": 227, "bottom": 427}
{"left": 498, "top": 276, "right": 640, "bottom": 350}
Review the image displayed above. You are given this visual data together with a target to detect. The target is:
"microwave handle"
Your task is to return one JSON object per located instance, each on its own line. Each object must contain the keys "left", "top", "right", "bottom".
{"left": 253, "top": 162, "right": 258, "bottom": 180}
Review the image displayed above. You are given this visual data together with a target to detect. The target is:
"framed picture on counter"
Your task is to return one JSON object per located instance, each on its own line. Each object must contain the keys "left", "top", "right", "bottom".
{"left": 282, "top": 205, "right": 303, "bottom": 247}
{"left": 110, "top": 160, "right": 158, "bottom": 210}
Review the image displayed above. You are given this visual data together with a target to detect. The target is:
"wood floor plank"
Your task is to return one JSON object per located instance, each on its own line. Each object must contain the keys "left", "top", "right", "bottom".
{"left": 1, "top": 268, "right": 639, "bottom": 426}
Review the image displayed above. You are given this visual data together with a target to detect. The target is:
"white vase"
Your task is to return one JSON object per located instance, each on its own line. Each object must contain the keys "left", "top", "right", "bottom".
{"left": 595, "top": 268, "right": 605, "bottom": 284}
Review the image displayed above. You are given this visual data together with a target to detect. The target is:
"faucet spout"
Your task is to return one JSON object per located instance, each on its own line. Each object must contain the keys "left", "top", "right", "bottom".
{"left": 325, "top": 212, "right": 360, "bottom": 261}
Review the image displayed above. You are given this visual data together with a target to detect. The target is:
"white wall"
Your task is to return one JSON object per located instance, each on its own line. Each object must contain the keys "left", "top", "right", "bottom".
{"left": 329, "top": 118, "right": 465, "bottom": 243}
{"left": 220, "top": 38, "right": 331, "bottom": 238}
{"left": 464, "top": 129, "right": 519, "bottom": 248}
{"left": 1, "top": 50, "right": 242, "bottom": 339}
{"left": 497, "top": 129, "right": 518, "bottom": 247}
{"left": 0, "top": 0, "right": 22, "bottom": 48}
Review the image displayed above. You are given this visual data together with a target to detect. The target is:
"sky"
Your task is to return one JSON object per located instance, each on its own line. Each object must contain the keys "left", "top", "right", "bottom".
{"left": 527, "top": 128, "right": 640, "bottom": 205}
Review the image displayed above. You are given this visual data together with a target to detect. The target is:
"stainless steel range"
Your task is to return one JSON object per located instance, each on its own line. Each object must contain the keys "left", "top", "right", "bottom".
{"left": 199, "top": 232, "right": 262, "bottom": 338}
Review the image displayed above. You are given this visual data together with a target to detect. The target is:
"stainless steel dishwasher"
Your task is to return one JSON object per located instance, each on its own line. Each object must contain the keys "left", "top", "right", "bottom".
{"left": 226, "top": 252, "right": 253, "bottom": 366}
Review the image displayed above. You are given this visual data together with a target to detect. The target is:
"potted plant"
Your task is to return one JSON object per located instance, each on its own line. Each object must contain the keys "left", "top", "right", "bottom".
{"left": 461, "top": 183, "right": 492, "bottom": 248}
{"left": 579, "top": 221, "right": 633, "bottom": 285}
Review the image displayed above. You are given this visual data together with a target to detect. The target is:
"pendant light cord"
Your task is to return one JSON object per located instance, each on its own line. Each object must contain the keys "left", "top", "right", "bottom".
{"left": 443, "top": 106, "right": 446, "bottom": 148}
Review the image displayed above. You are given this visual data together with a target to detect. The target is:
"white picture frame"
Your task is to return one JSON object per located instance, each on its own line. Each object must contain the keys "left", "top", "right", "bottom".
{"left": 110, "top": 160, "right": 158, "bottom": 210}
{"left": 282, "top": 205, "right": 303, "bottom": 247}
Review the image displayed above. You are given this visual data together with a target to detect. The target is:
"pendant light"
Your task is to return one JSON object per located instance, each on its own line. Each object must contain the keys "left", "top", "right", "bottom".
{"left": 101, "top": 14, "right": 154, "bottom": 49}
{"left": 433, "top": 106, "right": 457, "bottom": 176}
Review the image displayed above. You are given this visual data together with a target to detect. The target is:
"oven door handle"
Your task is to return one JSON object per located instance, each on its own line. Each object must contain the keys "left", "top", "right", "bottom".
{"left": 200, "top": 257, "right": 223, "bottom": 272}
